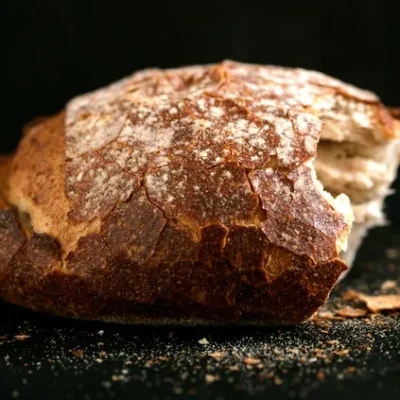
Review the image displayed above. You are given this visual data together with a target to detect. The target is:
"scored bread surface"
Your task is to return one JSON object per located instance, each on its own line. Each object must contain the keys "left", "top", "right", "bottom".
{"left": 0, "top": 61, "right": 398, "bottom": 325}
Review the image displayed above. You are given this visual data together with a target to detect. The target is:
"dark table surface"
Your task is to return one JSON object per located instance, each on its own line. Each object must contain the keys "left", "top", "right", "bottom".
{"left": 1, "top": 224, "right": 400, "bottom": 400}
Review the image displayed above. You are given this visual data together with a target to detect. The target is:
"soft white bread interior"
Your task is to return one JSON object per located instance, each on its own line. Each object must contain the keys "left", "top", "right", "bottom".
{"left": 314, "top": 96, "right": 400, "bottom": 268}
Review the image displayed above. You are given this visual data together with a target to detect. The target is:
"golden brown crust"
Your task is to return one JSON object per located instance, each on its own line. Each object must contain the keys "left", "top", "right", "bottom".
{"left": 0, "top": 208, "right": 348, "bottom": 324}
{"left": 388, "top": 107, "right": 400, "bottom": 130}
{"left": 0, "top": 155, "right": 12, "bottom": 197}
{"left": 376, "top": 106, "right": 400, "bottom": 139}
{"left": 1, "top": 61, "right": 398, "bottom": 325}
{"left": 389, "top": 107, "right": 400, "bottom": 121}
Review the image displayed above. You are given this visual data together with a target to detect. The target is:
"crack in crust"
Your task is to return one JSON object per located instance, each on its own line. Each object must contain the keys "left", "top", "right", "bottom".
{"left": 1, "top": 61, "right": 398, "bottom": 325}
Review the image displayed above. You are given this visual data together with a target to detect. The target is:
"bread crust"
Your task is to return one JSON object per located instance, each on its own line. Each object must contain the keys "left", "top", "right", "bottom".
{"left": 1, "top": 61, "right": 398, "bottom": 325}
{"left": 389, "top": 107, "right": 400, "bottom": 120}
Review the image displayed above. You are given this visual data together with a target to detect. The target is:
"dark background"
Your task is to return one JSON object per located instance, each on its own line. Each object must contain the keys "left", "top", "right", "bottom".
{"left": 3, "top": 0, "right": 400, "bottom": 155}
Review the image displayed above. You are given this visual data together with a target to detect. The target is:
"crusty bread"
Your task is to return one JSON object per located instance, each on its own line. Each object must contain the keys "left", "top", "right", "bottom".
{"left": 0, "top": 61, "right": 399, "bottom": 325}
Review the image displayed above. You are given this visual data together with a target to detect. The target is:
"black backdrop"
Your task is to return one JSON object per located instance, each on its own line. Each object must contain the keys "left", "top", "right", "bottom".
{"left": 4, "top": 0, "right": 400, "bottom": 154}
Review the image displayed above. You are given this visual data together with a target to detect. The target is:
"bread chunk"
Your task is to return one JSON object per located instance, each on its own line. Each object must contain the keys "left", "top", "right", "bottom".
{"left": 1, "top": 61, "right": 399, "bottom": 325}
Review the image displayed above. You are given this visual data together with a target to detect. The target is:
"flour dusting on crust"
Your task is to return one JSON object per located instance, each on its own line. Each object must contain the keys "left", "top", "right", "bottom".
{"left": 64, "top": 61, "right": 364, "bottom": 257}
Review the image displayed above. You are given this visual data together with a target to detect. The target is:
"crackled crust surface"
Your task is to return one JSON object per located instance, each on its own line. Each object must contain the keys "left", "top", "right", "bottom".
{"left": 1, "top": 61, "right": 398, "bottom": 325}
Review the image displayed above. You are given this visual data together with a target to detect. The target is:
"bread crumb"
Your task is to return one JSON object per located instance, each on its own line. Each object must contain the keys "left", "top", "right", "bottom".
{"left": 243, "top": 357, "right": 261, "bottom": 365}
{"left": 334, "top": 349, "right": 350, "bottom": 356}
{"left": 198, "top": 338, "right": 209, "bottom": 345}
{"left": 327, "top": 340, "right": 339, "bottom": 345}
{"left": 274, "top": 376, "right": 283, "bottom": 385}
{"left": 343, "top": 290, "right": 400, "bottom": 313}
{"left": 380, "top": 280, "right": 397, "bottom": 292}
{"left": 14, "top": 335, "right": 30, "bottom": 341}
{"left": 386, "top": 248, "right": 399, "bottom": 259}
{"left": 335, "top": 306, "right": 367, "bottom": 318}
{"left": 205, "top": 374, "right": 220, "bottom": 384}
{"left": 209, "top": 351, "right": 226, "bottom": 362}
{"left": 69, "top": 349, "right": 84, "bottom": 358}
{"left": 313, "top": 311, "right": 339, "bottom": 320}
{"left": 317, "top": 370, "right": 325, "bottom": 380}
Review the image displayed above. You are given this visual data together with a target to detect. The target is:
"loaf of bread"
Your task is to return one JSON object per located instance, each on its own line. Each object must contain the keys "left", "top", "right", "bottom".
{"left": 1, "top": 61, "right": 399, "bottom": 325}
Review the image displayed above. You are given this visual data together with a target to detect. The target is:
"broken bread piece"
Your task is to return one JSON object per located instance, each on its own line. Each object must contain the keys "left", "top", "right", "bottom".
{"left": 314, "top": 100, "right": 400, "bottom": 268}
{"left": 0, "top": 61, "right": 398, "bottom": 325}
